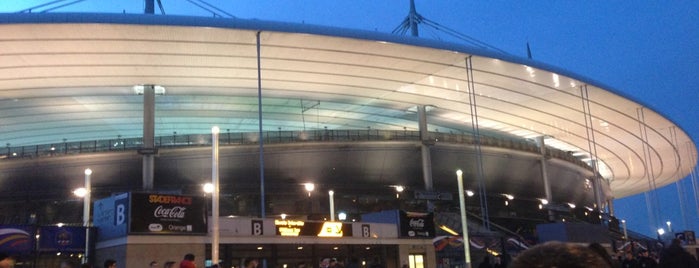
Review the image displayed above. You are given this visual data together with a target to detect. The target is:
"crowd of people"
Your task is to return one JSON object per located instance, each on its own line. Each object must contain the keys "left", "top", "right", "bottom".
{"left": 510, "top": 239, "right": 697, "bottom": 268}
{"left": 52, "top": 253, "right": 196, "bottom": 268}
{"left": 318, "top": 257, "right": 375, "bottom": 268}
{"left": 0, "top": 240, "right": 696, "bottom": 268}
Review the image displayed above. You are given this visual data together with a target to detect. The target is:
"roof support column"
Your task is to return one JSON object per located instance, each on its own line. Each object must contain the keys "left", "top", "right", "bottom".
{"left": 580, "top": 85, "right": 607, "bottom": 220}
{"left": 670, "top": 126, "right": 690, "bottom": 230}
{"left": 637, "top": 107, "right": 661, "bottom": 231}
{"left": 607, "top": 198, "right": 615, "bottom": 217}
{"left": 537, "top": 136, "right": 555, "bottom": 222}
{"left": 590, "top": 160, "right": 604, "bottom": 215}
{"left": 144, "top": 0, "right": 154, "bottom": 14}
{"left": 142, "top": 85, "right": 155, "bottom": 191}
{"left": 418, "top": 105, "right": 434, "bottom": 212}
{"left": 688, "top": 141, "right": 699, "bottom": 231}
{"left": 464, "top": 56, "right": 490, "bottom": 230}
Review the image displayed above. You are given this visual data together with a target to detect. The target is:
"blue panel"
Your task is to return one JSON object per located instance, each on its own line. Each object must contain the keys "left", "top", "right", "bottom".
{"left": 38, "top": 226, "right": 86, "bottom": 252}
{"left": 536, "top": 223, "right": 568, "bottom": 242}
{"left": 93, "top": 192, "right": 129, "bottom": 241}
{"left": 361, "top": 210, "right": 399, "bottom": 224}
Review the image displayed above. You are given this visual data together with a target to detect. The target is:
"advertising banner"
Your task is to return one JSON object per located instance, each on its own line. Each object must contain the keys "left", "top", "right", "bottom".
{"left": 399, "top": 211, "right": 435, "bottom": 238}
{"left": 129, "top": 193, "right": 207, "bottom": 235}
{"left": 274, "top": 220, "right": 352, "bottom": 237}
{"left": 38, "top": 226, "right": 86, "bottom": 252}
{"left": 0, "top": 225, "right": 34, "bottom": 254}
{"left": 93, "top": 193, "right": 129, "bottom": 241}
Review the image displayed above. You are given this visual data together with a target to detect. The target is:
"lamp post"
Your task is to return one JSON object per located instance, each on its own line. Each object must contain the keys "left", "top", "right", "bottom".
{"left": 211, "top": 126, "right": 220, "bottom": 266}
{"left": 395, "top": 185, "right": 404, "bottom": 199}
{"left": 456, "top": 170, "right": 472, "bottom": 268}
{"left": 666, "top": 221, "right": 672, "bottom": 233}
{"left": 621, "top": 219, "right": 628, "bottom": 240}
{"left": 328, "top": 190, "right": 335, "bottom": 221}
{"left": 72, "top": 168, "right": 92, "bottom": 264}
{"left": 304, "top": 183, "right": 315, "bottom": 214}
{"left": 304, "top": 183, "right": 315, "bottom": 197}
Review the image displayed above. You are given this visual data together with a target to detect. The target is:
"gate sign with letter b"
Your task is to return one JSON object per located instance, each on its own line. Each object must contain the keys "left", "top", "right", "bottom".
{"left": 361, "top": 224, "right": 371, "bottom": 237}
{"left": 252, "top": 220, "right": 263, "bottom": 236}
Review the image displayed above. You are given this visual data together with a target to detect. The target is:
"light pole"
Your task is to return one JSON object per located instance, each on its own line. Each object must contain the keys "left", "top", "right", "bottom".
{"left": 621, "top": 219, "right": 628, "bottom": 240}
{"left": 666, "top": 221, "right": 672, "bottom": 233}
{"left": 456, "top": 170, "right": 472, "bottom": 268}
{"left": 211, "top": 126, "right": 220, "bottom": 266}
{"left": 304, "top": 183, "right": 315, "bottom": 197}
{"left": 329, "top": 190, "right": 335, "bottom": 221}
{"left": 72, "top": 168, "right": 92, "bottom": 264}
{"left": 304, "top": 183, "right": 315, "bottom": 214}
{"left": 658, "top": 228, "right": 666, "bottom": 242}
{"left": 395, "top": 185, "right": 404, "bottom": 199}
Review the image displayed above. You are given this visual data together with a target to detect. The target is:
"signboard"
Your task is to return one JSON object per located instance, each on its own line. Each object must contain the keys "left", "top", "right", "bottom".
{"left": 274, "top": 220, "right": 352, "bottom": 237}
{"left": 414, "top": 191, "right": 452, "bottom": 201}
{"left": 93, "top": 193, "right": 129, "bottom": 241}
{"left": 251, "top": 220, "right": 264, "bottom": 236}
{"left": 38, "top": 226, "right": 87, "bottom": 252}
{"left": 399, "top": 211, "right": 435, "bottom": 238}
{"left": 129, "top": 193, "right": 207, "bottom": 235}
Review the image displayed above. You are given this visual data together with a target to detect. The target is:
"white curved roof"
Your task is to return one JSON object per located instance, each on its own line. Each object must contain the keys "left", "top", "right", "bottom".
{"left": 0, "top": 13, "right": 695, "bottom": 198}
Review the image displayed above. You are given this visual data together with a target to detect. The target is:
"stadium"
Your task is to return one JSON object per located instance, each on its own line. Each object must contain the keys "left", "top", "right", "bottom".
{"left": 0, "top": 4, "right": 695, "bottom": 268}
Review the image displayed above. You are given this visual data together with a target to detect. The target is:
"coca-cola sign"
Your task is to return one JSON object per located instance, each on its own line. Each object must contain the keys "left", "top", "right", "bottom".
{"left": 399, "top": 211, "right": 435, "bottom": 238}
{"left": 409, "top": 218, "right": 425, "bottom": 228}
{"left": 129, "top": 193, "right": 207, "bottom": 235}
{"left": 153, "top": 205, "right": 187, "bottom": 219}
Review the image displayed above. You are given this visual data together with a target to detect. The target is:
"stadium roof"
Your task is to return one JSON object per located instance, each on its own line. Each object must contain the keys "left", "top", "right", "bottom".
{"left": 0, "top": 13, "right": 695, "bottom": 198}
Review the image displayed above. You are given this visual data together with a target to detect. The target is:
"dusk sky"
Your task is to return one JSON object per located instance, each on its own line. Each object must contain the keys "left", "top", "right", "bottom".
{"left": 2, "top": 0, "right": 698, "bottom": 238}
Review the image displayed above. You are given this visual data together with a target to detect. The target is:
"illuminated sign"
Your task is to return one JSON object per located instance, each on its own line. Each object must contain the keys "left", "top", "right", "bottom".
{"left": 129, "top": 193, "right": 207, "bottom": 235}
{"left": 275, "top": 220, "right": 305, "bottom": 237}
{"left": 317, "top": 222, "right": 343, "bottom": 237}
{"left": 274, "top": 220, "right": 352, "bottom": 237}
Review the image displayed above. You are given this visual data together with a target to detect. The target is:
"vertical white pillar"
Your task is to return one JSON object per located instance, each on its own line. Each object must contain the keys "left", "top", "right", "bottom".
{"left": 537, "top": 136, "right": 555, "bottom": 222}
{"left": 329, "top": 190, "right": 335, "bottom": 221}
{"left": 142, "top": 85, "right": 155, "bottom": 190}
{"left": 83, "top": 168, "right": 92, "bottom": 264}
{"left": 456, "top": 170, "right": 471, "bottom": 268}
{"left": 418, "top": 105, "right": 434, "bottom": 212}
{"left": 211, "top": 126, "right": 220, "bottom": 265}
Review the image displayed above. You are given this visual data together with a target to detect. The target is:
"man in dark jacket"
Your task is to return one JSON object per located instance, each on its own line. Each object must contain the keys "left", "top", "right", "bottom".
{"left": 658, "top": 239, "right": 697, "bottom": 268}
{"left": 637, "top": 250, "right": 657, "bottom": 268}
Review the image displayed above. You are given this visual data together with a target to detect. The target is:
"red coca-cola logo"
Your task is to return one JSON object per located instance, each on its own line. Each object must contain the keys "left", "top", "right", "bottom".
{"left": 153, "top": 205, "right": 187, "bottom": 219}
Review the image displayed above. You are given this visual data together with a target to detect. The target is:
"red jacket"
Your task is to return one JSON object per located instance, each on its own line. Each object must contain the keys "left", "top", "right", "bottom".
{"left": 180, "top": 260, "right": 196, "bottom": 268}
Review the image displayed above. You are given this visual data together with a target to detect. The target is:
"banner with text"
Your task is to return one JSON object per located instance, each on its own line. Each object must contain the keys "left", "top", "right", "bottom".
{"left": 274, "top": 220, "right": 353, "bottom": 237}
{"left": 129, "top": 193, "right": 207, "bottom": 235}
{"left": 399, "top": 211, "right": 435, "bottom": 238}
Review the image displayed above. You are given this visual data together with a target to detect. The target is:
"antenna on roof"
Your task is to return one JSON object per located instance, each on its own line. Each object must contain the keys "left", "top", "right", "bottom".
{"left": 393, "top": 0, "right": 422, "bottom": 37}
{"left": 408, "top": 0, "right": 419, "bottom": 37}
{"left": 392, "top": 0, "right": 511, "bottom": 55}
{"left": 145, "top": 0, "right": 165, "bottom": 14}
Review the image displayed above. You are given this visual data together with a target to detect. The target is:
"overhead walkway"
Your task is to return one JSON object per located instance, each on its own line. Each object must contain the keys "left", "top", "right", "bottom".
{"left": 1, "top": 129, "right": 593, "bottom": 171}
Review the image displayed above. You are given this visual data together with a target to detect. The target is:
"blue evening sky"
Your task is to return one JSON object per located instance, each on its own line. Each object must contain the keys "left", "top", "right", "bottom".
{"left": 2, "top": 0, "right": 698, "bottom": 237}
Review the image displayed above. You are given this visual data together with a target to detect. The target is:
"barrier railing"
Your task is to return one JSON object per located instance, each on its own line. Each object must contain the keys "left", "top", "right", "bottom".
{"left": 2, "top": 129, "right": 592, "bottom": 171}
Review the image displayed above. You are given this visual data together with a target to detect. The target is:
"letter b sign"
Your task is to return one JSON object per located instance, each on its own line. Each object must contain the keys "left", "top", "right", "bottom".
{"left": 361, "top": 224, "right": 371, "bottom": 237}
{"left": 252, "top": 220, "right": 263, "bottom": 236}
{"left": 115, "top": 204, "right": 126, "bottom": 225}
